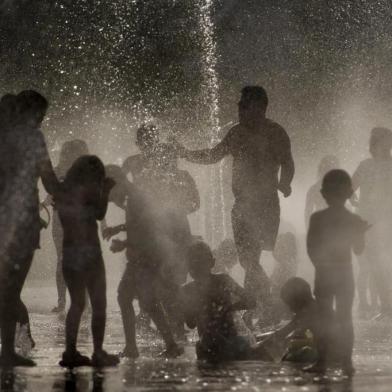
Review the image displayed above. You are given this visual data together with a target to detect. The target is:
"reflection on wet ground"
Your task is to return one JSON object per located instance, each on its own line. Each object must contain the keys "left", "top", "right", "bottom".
{"left": 3, "top": 287, "right": 392, "bottom": 392}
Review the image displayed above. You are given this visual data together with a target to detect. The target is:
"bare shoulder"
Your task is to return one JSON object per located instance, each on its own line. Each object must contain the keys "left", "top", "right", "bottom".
{"left": 266, "top": 119, "right": 287, "bottom": 134}
{"left": 347, "top": 209, "right": 365, "bottom": 224}
{"left": 310, "top": 208, "right": 327, "bottom": 223}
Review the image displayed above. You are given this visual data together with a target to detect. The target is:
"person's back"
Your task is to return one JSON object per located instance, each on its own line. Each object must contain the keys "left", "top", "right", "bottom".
{"left": 57, "top": 182, "right": 102, "bottom": 250}
{"left": 57, "top": 156, "right": 110, "bottom": 269}
{"left": 308, "top": 206, "right": 365, "bottom": 267}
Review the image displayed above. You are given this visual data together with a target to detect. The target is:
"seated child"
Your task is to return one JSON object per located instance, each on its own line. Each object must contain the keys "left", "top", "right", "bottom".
{"left": 181, "top": 241, "right": 256, "bottom": 362}
{"left": 250, "top": 277, "right": 319, "bottom": 363}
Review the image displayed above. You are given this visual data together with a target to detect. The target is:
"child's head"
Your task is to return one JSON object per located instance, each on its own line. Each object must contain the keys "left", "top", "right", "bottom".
{"left": 273, "top": 232, "right": 297, "bottom": 263}
{"left": 187, "top": 240, "right": 215, "bottom": 281}
{"left": 369, "top": 127, "right": 392, "bottom": 158}
{"left": 64, "top": 155, "right": 105, "bottom": 188}
{"left": 317, "top": 155, "right": 339, "bottom": 180}
{"left": 280, "top": 277, "right": 313, "bottom": 313}
{"left": 59, "top": 140, "right": 89, "bottom": 168}
{"left": 321, "top": 169, "right": 353, "bottom": 206}
{"left": 213, "top": 238, "right": 238, "bottom": 271}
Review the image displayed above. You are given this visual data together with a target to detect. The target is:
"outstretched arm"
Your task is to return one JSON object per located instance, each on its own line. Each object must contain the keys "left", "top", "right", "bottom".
{"left": 181, "top": 128, "right": 233, "bottom": 165}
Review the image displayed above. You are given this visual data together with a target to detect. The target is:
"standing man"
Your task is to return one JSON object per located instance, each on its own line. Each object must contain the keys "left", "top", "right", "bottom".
{"left": 175, "top": 86, "right": 294, "bottom": 320}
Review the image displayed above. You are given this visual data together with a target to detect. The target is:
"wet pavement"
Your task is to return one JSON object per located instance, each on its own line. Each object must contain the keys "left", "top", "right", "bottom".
{"left": 3, "top": 285, "right": 392, "bottom": 392}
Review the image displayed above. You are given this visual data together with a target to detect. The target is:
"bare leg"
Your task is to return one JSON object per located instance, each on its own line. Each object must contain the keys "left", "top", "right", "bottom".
{"left": 1, "top": 249, "right": 33, "bottom": 359}
{"left": 117, "top": 265, "right": 138, "bottom": 356}
{"left": 87, "top": 261, "right": 106, "bottom": 354}
{"left": 63, "top": 269, "right": 86, "bottom": 354}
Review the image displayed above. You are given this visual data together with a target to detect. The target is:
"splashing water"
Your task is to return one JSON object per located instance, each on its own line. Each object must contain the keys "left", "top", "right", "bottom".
{"left": 198, "top": 0, "right": 227, "bottom": 246}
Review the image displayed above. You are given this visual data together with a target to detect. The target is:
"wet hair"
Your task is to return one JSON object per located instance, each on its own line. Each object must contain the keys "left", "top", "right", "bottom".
{"left": 63, "top": 155, "right": 105, "bottom": 188}
{"left": 59, "top": 139, "right": 89, "bottom": 168}
{"left": 318, "top": 155, "right": 339, "bottom": 178}
{"left": 280, "top": 277, "right": 313, "bottom": 310}
{"left": 17, "top": 90, "right": 48, "bottom": 116}
{"left": 241, "top": 86, "right": 268, "bottom": 107}
{"left": 187, "top": 240, "right": 215, "bottom": 271}
{"left": 321, "top": 169, "right": 353, "bottom": 200}
{"left": 370, "top": 127, "right": 392, "bottom": 149}
{"left": 136, "top": 124, "right": 159, "bottom": 146}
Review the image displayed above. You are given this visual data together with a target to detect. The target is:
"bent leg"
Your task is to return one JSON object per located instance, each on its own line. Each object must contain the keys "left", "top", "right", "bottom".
{"left": 138, "top": 273, "right": 177, "bottom": 351}
{"left": 232, "top": 203, "right": 268, "bottom": 297}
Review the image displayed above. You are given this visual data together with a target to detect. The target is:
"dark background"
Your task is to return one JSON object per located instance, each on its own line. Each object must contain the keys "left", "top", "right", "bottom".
{"left": 2, "top": 0, "right": 392, "bottom": 165}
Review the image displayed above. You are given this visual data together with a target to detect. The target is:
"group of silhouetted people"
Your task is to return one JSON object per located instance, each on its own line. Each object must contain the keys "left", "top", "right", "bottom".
{"left": 1, "top": 85, "right": 391, "bottom": 377}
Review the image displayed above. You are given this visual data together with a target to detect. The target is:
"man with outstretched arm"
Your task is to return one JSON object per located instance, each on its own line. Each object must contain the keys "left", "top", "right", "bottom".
{"left": 174, "top": 86, "right": 294, "bottom": 326}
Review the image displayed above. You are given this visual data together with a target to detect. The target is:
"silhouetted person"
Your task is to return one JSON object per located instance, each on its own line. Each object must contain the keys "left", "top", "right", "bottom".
{"left": 122, "top": 124, "right": 162, "bottom": 184}
{"left": 305, "top": 155, "right": 339, "bottom": 228}
{"left": 306, "top": 170, "right": 369, "bottom": 375}
{"left": 56, "top": 155, "right": 118, "bottom": 367}
{"left": 0, "top": 90, "right": 59, "bottom": 366}
{"left": 105, "top": 165, "right": 183, "bottom": 359}
{"left": 352, "top": 127, "right": 392, "bottom": 318}
{"left": 175, "top": 86, "right": 295, "bottom": 322}
{"left": 136, "top": 146, "right": 198, "bottom": 337}
{"left": 181, "top": 241, "right": 256, "bottom": 361}
{"left": 255, "top": 278, "right": 320, "bottom": 363}
{"left": 48, "top": 140, "right": 89, "bottom": 313}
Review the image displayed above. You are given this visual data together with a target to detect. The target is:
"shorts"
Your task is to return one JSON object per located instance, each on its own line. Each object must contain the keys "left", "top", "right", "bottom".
{"left": 232, "top": 195, "right": 280, "bottom": 252}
